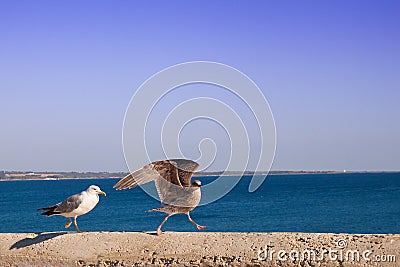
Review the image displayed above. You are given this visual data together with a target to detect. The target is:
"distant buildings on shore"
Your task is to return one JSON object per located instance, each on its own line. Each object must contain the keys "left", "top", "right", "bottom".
{"left": 1, "top": 172, "right": 63, "bottom": 180}
{"left": 0, "top": 171, "right": 127, "bottom": 180}
{"left": 1, "top": 170, "right": 398, "bottom": 181}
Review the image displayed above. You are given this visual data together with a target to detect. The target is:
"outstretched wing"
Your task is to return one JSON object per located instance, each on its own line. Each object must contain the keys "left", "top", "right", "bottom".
{"left": 113, "top": 159, "right": 199, "bottom": 190}
{"left": 113, "top": 159, "right": 199, "bottom": 205}
{"left": 113, "top": 163, "right": 163, "bottom": 190}
{"left": 170, "top": 159, "right": 199, "bottom": 187}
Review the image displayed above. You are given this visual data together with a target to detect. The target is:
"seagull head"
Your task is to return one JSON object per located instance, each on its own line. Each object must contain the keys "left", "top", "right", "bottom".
{"left": 191, "top": 180, "right": 202, "bottom": 188}
{"left": 87, "top": 185, "right": 106, "bottom": 196}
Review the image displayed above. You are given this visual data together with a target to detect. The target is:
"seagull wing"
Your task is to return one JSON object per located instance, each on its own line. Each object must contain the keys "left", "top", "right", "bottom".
{"left": 171, "top": 159, "right": 199, "bottom": 187}
{"left": 113, "top": 159, "right": 199, "bottom": 205}
{"left": 53, "top": 193, "right": 83, "bottom": 214}
{"left": 113, "top": 160, "right": 176, "bottom": 190}
{"left": 157, "top": 159, "right": 200, "bottom": 206}
{"left": 113, "top": 164, "right": 159, "bottom": 190}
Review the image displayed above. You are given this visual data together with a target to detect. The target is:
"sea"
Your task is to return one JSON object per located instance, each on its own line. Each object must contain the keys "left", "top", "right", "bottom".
{"left": 0, "top": 173, "right": 399, "bottom": 234}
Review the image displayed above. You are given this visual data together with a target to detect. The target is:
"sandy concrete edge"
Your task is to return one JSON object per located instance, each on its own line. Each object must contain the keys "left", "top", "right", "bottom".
{"left": 0, "top": 232, "right": 399, "bottom": 266}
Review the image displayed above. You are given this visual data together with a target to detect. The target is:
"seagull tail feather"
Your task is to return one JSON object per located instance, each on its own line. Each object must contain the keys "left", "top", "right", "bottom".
{"left": 37, "top": 205, "right": 61, "bottom": 216}
{"left": 147, "top": 207, "right": 167, "bottom": 213}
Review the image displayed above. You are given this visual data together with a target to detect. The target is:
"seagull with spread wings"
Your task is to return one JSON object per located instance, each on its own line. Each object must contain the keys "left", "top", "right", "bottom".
{"left": 38, "top": 185, "right": 106, "bottom": 232}
{"left": 114, "top": 159, "right": 206, "bottom": 235}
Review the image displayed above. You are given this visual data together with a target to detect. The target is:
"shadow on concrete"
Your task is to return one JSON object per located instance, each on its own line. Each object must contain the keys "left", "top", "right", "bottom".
{"left": 10, "top": 232, "right": 68, "bottom": 249}
{"left": 146, "top": 231, "right": 159, "bottom": 236}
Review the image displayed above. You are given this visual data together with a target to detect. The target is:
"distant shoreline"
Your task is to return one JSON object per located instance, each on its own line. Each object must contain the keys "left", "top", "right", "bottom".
{"left": 1, "top": 170, "right": 399, "bottom": 182}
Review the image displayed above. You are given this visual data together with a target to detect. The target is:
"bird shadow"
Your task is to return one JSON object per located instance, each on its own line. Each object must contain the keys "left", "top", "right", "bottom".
{"left": 146, "top": 231, "right": 159, "bottom": 236}
{"left": 10, "top": 232, "right": 68, "bottom": 250}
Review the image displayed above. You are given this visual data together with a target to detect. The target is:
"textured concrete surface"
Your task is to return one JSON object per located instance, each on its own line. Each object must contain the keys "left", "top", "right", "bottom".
{"left": 0, "top": 232, "right": 399, "bottom": 266}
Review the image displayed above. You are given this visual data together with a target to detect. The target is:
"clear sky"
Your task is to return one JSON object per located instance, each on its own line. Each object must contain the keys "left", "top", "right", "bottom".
{"left": 0, "top": 1, "right": 399, "bottom": 172}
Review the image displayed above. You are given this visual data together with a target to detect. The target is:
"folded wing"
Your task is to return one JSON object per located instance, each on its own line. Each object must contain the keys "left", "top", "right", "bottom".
{"left": 37, "top": 193, "right": 83, "bottom": 216}
{"left": 54, "top": 193, "right": 83, "bottom": 213}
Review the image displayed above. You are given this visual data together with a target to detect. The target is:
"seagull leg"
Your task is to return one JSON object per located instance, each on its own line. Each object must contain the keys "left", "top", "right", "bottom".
{"left": 156, "top": 214, "right": 173, "bottom": 236}
{"left": 64, "top": 218, "right": 72, "bottom": 229}
{"left": 186, "top": 212, "right": 206, "bottom": 230}
{"left": 73, "top": 216, "right": 83, "bottom": 233}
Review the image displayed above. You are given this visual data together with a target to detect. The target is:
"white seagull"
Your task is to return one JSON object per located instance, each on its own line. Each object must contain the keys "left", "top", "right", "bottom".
{"left": 38, "top": 185, "right": 106, "bottom": 232}
{"left": 114, "top": 159, "right": 206, "bottom": 235}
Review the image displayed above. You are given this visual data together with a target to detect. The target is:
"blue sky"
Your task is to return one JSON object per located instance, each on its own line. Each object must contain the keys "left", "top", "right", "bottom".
{"left": 0, "top": 1, "right": 399, "bottom": 171}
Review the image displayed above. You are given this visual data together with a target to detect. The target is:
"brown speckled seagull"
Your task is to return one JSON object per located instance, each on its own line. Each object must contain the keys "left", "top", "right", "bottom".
{"left": 113, "top": 159, "right": 206, "bottom": 235}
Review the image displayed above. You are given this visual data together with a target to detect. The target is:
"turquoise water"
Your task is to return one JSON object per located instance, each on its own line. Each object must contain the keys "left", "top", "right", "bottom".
{"left": 0, "top": 173, "right": 399, "bottom": 233}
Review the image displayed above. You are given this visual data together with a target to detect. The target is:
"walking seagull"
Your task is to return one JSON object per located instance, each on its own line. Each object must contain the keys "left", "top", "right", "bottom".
{"left": 114, "top": 159, "right": 206, "bottom": 235}
{"left": 38, "top": 185, "right": 106, "bottom": 232}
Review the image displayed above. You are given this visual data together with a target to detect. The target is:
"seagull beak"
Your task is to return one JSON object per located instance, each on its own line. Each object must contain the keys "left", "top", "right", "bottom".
{"left": 98, "top": 191, "right": 106, "bottom": 196}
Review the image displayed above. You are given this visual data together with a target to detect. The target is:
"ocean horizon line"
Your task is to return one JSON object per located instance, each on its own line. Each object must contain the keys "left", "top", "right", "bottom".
{"left": 1, "top": 170, "right": 400, "bottom": 181}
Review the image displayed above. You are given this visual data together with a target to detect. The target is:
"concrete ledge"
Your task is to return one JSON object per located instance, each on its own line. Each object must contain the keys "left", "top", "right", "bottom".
{"left": 0, "top": 232, "right": 399, "bottom": 266}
